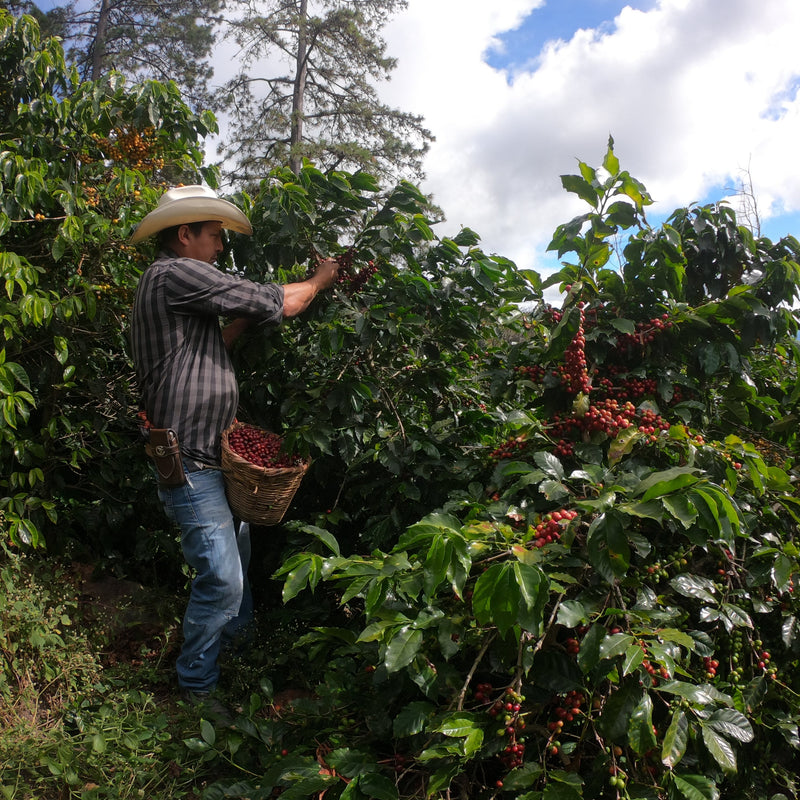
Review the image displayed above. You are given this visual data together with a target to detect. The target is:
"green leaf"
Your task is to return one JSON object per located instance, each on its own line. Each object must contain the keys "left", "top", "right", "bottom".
{"left": 514, "top": 562, "right": 548, "bottom": 633}
{"left": 782, "top": 615, "right": 800, "bottom": 648}
{"left": 586, "top": 513, "right": 630, "bottom": 582}
{"left": 657, "top": 680, "right": 732, "bottom": 706}
{"left": 772, "top": 553, "right": 794, "bottom": 592}
{"left": 599, "top": 632, "right": 635, "bottom": 661}
{"left": 556, "top": 599, "right": 587, "bottom": 628}
{"left": 423, "top": 535, "right": 450, "bottom": 596}
{"left": 576, "top": 623, "right": 605, "bottom": 673}
{"left": 326, "top": 748, "right": 373, "bottom": 778}
{"left": 305, "top": 525, "right": 341, "bottom": 556}
{"left": 608, "top": 426, "right": 642, "bottom": 464}
{"left": 662, "top": 494, "right": 699, "bottom": 528}
{"left": 628, "top": 693, "right": 657, "bottom": 754}
{"left": 701, "top": 724, "right": 737, "bottom": 772}
{"left": 608, "top": 317, "right": 635, "bottom": 334}
{"left": 437, "top": 712, "right": 482, "bottom": 739}
{"left": 356, "top": 773, "right": 398, "bottom": 800}
{"left": 671, "top": 773, "right": 720, "bottom": 800}
{"left": 200, "top": 719, "right": 216, "bottom": 746}
{"left": 396, "top": 513, "right": 462, "bottom": 549}
{"left": 534, "top": 451, "right": 565, "bottom": 480}
{"left": 539, "top": 478, "right": 569, "bottom": 501}
{"left": 384, "top": 626, "right": 422, "bottom": 673}
{"left": 662, "top": 709, "right": 688, "bottom": 768}
{"left": 282, "top": 557, "right": 314, "bottom": 603}
{"left": 393, "top": 701, "right": 434, "bottom": 737}
{"left": 638, "top": 467, "right": 700, "bottom": 501}
{"left": 599, "top": 680, "right": 643, "bottom": 741}
{"left": 542, "top": 779, "right": 583, "bottom": 799}
{"left": 561, "top": 173, "right": 599, "bottom": 208}
{"left": 719, "top": 603, "right": 752, "bottom": 631}
{"left": 472, "top": 562, "right": 517, "bottom": 636}
{"left": 706, "top": 708, "right": 753, "bottom": 742}
{"left": 603, "top": 139, "right": 620, "bottom": 176}
{"left": 426, "top": 763, "right": 461, "bottom": 796}
{"left": 622, "top": 644, "right": 645, "bottom": 675}
{"left": 657, "top": 628, "right": 697, "bottom": 650}
{"left": 670, "top": 574, "right": 717, "bottom": 604}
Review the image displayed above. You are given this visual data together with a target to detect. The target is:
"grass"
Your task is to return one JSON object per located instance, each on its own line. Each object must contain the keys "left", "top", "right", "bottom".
{"left": 0, "top": 545, "right": 217, "bottom": 799}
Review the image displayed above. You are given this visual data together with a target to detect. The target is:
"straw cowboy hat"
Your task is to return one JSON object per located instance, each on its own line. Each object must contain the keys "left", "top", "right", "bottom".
{"left": 129, "top": 185, "right": 253, "bottom": 243}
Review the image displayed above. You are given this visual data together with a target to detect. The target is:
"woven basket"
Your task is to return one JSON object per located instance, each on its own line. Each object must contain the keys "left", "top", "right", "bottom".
{"left": 221, "top": 423, "right": 310, "bottom": 526}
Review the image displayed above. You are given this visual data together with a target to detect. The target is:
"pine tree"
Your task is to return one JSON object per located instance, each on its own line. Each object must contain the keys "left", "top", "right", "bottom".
{"left": 32, "top": 0, "right": 224, "bottom": 111}
{"left": 217, "top": 0, "right": 433, "bottom": 184}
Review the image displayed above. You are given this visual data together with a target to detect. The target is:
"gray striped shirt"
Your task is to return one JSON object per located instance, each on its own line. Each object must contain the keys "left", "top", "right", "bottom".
{"left": 131, "top": 251, "right": 284, "bottom": 464}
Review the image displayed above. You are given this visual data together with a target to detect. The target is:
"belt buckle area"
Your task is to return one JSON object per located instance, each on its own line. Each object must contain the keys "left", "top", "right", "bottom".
{"left": 184, "top": 458, "right": 213, "bottom": 473}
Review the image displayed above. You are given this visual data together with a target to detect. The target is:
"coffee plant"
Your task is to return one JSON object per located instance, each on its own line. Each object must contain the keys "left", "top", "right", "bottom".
{"left": 3, "top": 13, "right": 800, "bottom": 800}
{"left": 199, "top": 140, "right": 800, "bottom": 800}
{"left": 0, "top": 11, "right": 217, "bottom": 565}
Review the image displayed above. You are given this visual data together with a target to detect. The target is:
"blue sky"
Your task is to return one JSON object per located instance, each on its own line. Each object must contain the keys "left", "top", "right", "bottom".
{"left": 485, "top": 0, "right": 659, "bottom": 74}
{"left": 379, "top": 0, "right": 800, "bottom": 283}
{"left": 479, "top": 0, "right": 800, "bottom": 252}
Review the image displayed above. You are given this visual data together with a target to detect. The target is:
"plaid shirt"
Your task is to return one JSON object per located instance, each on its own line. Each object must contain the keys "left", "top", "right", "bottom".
{"left": 131, "top": 251, "right": 284, "bottom": 464}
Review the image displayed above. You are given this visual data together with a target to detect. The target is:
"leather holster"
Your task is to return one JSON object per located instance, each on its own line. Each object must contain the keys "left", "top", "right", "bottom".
{"left": 145, "top": 428, "right": 186, "bottom": 488}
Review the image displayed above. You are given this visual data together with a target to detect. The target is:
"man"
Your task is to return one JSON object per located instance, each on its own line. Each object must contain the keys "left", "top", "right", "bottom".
{"left": 129, "top": 185, "right": 339, "bottom": 717}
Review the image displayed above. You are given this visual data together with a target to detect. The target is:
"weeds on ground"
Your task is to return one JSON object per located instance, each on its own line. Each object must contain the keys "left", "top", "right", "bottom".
{"left": 0, "top": 543, "right": 210, "bottom": 799}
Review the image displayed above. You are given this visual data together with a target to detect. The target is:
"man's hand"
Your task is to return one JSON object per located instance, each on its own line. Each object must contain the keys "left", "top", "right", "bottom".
{"left": 312, "top": 257, "right": 341, "bottom": 290}
{"left": 281, "top": 257, "right": 341, "bottom": 318}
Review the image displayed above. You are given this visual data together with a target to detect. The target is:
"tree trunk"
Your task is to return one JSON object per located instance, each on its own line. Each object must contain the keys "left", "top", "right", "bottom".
{"left": 90, "top": 0, "right": 112, "bottom": 81}
{"left": 288, "top": 0, "right": 308, "bottom": 174}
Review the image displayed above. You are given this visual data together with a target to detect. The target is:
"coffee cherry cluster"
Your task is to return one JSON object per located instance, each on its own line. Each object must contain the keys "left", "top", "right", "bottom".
{"left": 227, "top": 424, "right": 302, "bottom": 468}
{"left": 637, "top": 408, "right": 671, "bottom": 440}
{"left": 547, "top": 689, "right": 586, "bottom": 757}
{"left": 631, "top": 640, "right": 670, "bottom": 685}
{"left": 703, "top": 656, "right": 720, "bottom": 680}
{"left": 549, "top": 689, "right": 585, "bottom": 730}
{"left": 90, "top": 127, "right": 164, "bottom": 170}
{"left": 597, "top": 374, "right": 657, "bottom": 400}
{"left": 489, "top": 435, "right": 529, "bottom": 461}
{"left": 529, "top": 509, "right": 578, "bottom": 548}
{"left": 514, "top": 364, "right": 545, "bottom": 382}
{"left": 614, "top": 314, "right": 674, "bottom": 353}
{"left": 309, "top": 246, "right": 378, "bottom": 296}
{"left": 544, "top": 305, "right": 563, "bottom": 324}
{"left": 485, "top": 686, "right": 526, "bottom": 770}
{"left": 560, "top": 304, "right": 591, "bottom": 395}
{"left": 343, "top": 261, "right": 378, "bottom": 295}
{"left": 473, "top": 681, "right": 494, "bottom": 704}
{"left": 641, "top": 655, "right": 669, "bottom": 684}
{"left": 548, "top": 398, "right": 671, "bottom": 459}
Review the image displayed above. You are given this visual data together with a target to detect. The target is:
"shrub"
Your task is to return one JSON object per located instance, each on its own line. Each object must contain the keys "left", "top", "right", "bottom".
{"left": 200, "top": 141, "right": 800, "bottom": 800}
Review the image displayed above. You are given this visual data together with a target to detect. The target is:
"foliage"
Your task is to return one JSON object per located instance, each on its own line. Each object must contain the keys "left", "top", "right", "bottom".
{"left": 0, "top": 542, "right": 98, "bottom": 709}
{"left": 200, "top": 140, "right": 800, "bottom": 800}
{"left": 218, "top": 0, "right": 433, "bottom": 185}
{"left": 28, "top": 0, "right": 224, "bottom": 110}
{"left": 0, "top": 542, "right": 206, "bottom": 799}
{"left": 230, "top": 162, "right": 536, "bottom": 549}
{"left": 0, "top": 10, "right": 216, "bottom": 559}
{"left": 3, "top": 14, "right": 800, "bottom": 797}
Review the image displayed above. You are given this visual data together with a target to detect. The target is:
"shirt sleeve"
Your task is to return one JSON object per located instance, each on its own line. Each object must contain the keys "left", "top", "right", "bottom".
{"left": 165, "top": 257, "right": 284, "bottom": 325}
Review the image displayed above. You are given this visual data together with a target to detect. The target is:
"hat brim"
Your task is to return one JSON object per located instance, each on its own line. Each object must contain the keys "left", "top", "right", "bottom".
{"left": 129, "top": 197, "right": 253, "bottom": 243}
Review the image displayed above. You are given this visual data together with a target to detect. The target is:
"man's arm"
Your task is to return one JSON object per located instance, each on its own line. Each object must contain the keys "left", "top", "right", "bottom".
{"left": 221, "top": 257, "right": 341, "bottom": 347}
{"left": 222, "top": 317, "right": 254, "bottom": 350}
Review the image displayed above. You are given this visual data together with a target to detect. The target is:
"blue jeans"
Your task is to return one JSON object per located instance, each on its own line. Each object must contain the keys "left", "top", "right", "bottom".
{"left": 157, "top": 465, "right": 253, "bottom": 692}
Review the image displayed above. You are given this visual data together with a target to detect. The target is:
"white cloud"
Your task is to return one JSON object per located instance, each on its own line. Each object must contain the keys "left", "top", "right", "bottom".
{"left": 380, "top": 0, "right": 800, "bottom": 273}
